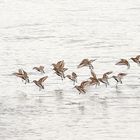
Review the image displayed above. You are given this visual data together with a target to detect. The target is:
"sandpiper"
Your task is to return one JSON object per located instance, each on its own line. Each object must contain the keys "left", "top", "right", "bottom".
{"left": 77, "top": 58, "right": 96, "bottom": 70}
{"left": 66, "top": 72, "right": 77, "bottom": 85}
{"left": 74, "top": 80, "right": 90, "bottom": 94}
{"left": 112, "top": 73, "right": 127, "bottom": 88}
{"left": 98, "top": 71, "right": 113, "bottom": 87}
{"left": 115, "top": 59, "right": 130, "bottom": 69}
{"left": 130, "top": 55, "right": 140, "bottom": 65}
{"left": 52, "top": 60, "right": 68, "bottom": 80}
{"left": 89, "top": 70, "right": 100, "bottom": 87}
{"left": 33, "top": 66, "right": 45, "bottom": 73}
{"left": 14, "top": 69, "right": 30, "bottom": 84}
{"left": 33, "top": 76, "right": 48, "bottom": 90}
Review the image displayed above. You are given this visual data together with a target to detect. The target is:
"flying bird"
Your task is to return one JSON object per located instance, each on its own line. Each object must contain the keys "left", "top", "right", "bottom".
{"left": 115, "top": 59, "right": 130, "bottom": 69}
{"left": 33, "top": 76, "right": 48, "bottom": 90}
{"left": 77, "top": 58, "right": 96, "bottom": 70}
{"left": 33, "top": 66, "right": 45, "bottom": 73}
{"left": 66, "top": 72, "right": 78, "bottom": 85}
{"left": 130, "top": 55, "right": 140, "bottom": 65}
{"left": 112, "top": 73, "right": 127, "bottom": 88}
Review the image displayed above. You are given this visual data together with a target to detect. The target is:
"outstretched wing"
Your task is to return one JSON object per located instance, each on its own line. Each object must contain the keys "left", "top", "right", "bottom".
{"left": 80, "top": 80, "right": 90, "bottom": 88}
{"left": 136, "top": 55, "right": 140, "bottom": 60}
{"left": 23, "top": 70, "right": 28, "bottom": 77}
{"left": 118, "top": 73, "right": 127, "bottom": 78}
{"left": 33, "top": 67, "right": 39, "bottom": 71}
{"left": 38, "top": 76, "right": 48, "bottom": 83}
{"left": 39, "top": 66, "right": 44, "bottom": 69}
{"left": 104, "top": 71, "right": 113, "bottom": 75}
{"left": 77, "top": 59, "right": 88, "bottom": 68}
{"left": 57, "top": 60, "right": 64, "bottom": 68}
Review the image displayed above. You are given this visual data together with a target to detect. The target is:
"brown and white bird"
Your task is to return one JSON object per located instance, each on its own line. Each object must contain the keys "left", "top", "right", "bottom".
{"left": 130, "top": 55, "right": 140, "bottom": 65}
{"left": 33, "top": 76, "right": 48, "bottom": 90}
{"left": 98, "top": 71, "right": 113, "bottom": 87}
{"left": 74, "top": 80, "right": 90, "bottom": 94}
{"left": 112, "top": 73, "right": 127, "bottom": 88}
{"left": 66, "top": 72, "right": 77, "bottom": 85}
{"left": 77, "top": 58, "right": 96, "bottom": 70}
{"left": 13, "top": 69, "right": 30, "bottom": 84}
{"left": 33, "top": 66, "right": 45, "bottom": 73}
{"left": 89, "top": 70, "right": 100, "bottom": 87}
{"left": 115, "top": 59, "right": 130, "bottom": 69}
{"left": 52, "top": 60, "right": 68, "bottom": 80}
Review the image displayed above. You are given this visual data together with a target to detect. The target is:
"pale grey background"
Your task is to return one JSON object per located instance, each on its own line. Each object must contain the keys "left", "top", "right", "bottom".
{"left": 0, "top": 0, "right": 140, "bottom": 139}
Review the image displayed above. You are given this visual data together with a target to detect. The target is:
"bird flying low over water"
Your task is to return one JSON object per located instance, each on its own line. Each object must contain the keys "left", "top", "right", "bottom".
{"left": 66, "top": 72, "right": 78, "bottom": 85}
{"left": 77, "top": 58, "right": 96, "bottom": 70}
{"left": 130, "top": 55, "right": 140, "bottom": 65}
{"left": 52, "top": 60, "right": 68, "bottom": 80}
{"left": 112, "top": 73, "right": 127, "bottom": 88}
{"left": 98, "top": 71, "right": 113, "bottom": 87}
{"left": 115, "top": 59, "right": 130, "bottom": 69}
{"left": 33, "top": 65, "right": 45, "bottom": 73}
{"left": 88, "top": 70, "right": 100, "bottom": 87}
{"left": 74, "top": 80, "right": 90, "bottom": 94}
{"left": 13, "top": 69, "right": 30, "bottom": 84}
{"left": 33, "top": 76, "right": 48, "bottom": 91}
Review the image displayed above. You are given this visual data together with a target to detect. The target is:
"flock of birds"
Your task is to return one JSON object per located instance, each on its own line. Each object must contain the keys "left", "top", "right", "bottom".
{"left": 13, "top": 55, "right": 140, "bottom": 94}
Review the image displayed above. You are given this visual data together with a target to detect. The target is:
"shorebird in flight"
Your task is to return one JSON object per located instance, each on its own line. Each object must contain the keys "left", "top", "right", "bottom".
{"left": 115, "top": 59, "right": 130, "bottom": 69}
{"left": 112, "top": 73, "right": 127, "bottom": 88}
{"left": 88, "top": 70, "right": 100, "bottom": 87}
{"left": 74, "top": 80, "right": 90, "bottom": 94}
{"left": 98, "top": 71, "right": 113, "bottom": 87}
{"left": 130, "top": 55, "right": 140, "bottom": 65}
{"left": 33, "top": 76, "right": 48, "bottom": 90}
{"left": 77, "top": 58, "right": 96, "bottom": 70}
{"left": 66, "top": 72, "right": 78, "bottom": 85}
{"left": 52, "top": 60, "right": 68, "bottom": 80}
{"left": 13, "top": 69, "right": 30, "bottom": 84}
{"left": 33, "top": 65, "right": 45, "bottom": 73}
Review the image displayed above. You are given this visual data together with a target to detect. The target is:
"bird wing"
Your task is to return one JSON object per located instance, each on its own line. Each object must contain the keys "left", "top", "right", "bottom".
{"left": 118, "top": 73, "right": 127, "bottom": 78}
{"left": 104, "top": 71, "right": 113, "bottom": 75}
{"left": 38, "top": 76, "right": 48, "bottom": 83}
{"left": 116, "top": 59, "right": 127, "bottom": 65}
{"left": 78, "top": 59, "right": 88, "bottom": 68}
{"left": 57, "top": 60, "right": 64, "bottom": 68}
{"left": 23, "top": 70, "right": 28, "bottom": 77}
{"left": 33, "top": 67, "right": 39, "bottom": 71}
{"left": 39, "top": 66, "right": 44, "bottom": 69}
{"left": 66, "top": 75, "right": 72, "bottom": 80}
{"left": 81, "top": 59, "right": 88, "bottom": 64}
{"left": 136, "top": 55, "right": 140, "bottom": 60}
{"left": 80, "top": 80, "right": 89, "bottom": 88}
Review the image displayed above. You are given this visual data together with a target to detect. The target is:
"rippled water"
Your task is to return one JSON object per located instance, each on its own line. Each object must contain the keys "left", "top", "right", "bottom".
{"left": 0, "top": 0, "right": 140, "bottom": 139}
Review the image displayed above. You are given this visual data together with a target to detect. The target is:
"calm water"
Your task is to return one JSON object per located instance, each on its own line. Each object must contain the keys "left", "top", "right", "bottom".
{"left": 0, "top": 0, "right": 140, "bottom": 139}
